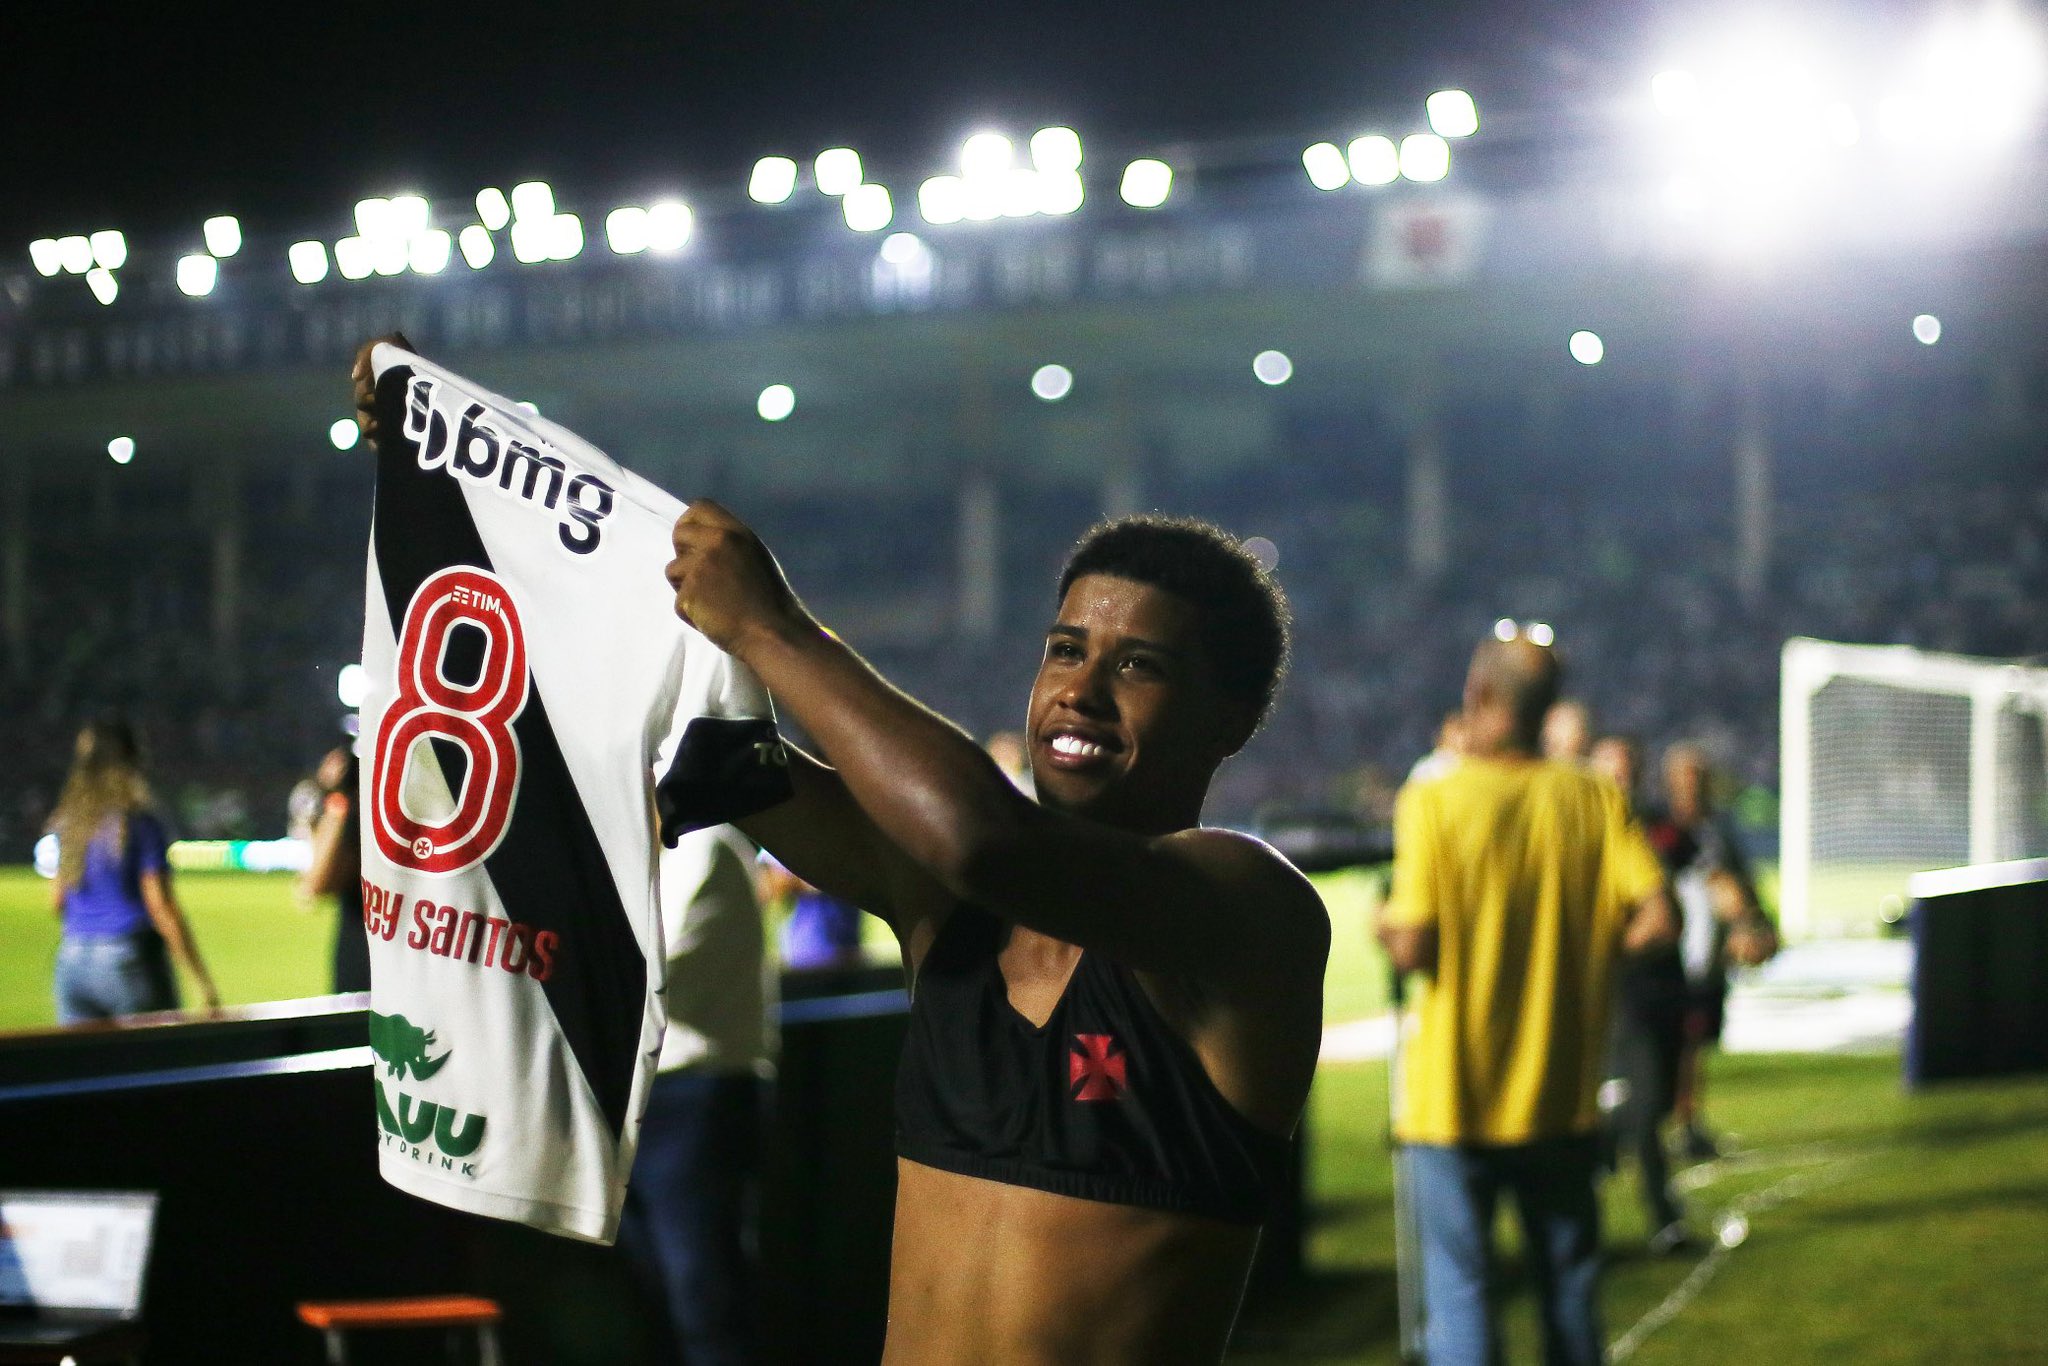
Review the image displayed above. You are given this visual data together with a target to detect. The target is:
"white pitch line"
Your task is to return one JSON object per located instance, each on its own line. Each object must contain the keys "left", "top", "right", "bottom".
{"left": 1608, "top": 1152, "right": 1868, "bottom": 1363}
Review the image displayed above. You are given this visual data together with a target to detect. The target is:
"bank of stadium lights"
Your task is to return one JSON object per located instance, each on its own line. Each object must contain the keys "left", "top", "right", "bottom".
{"left": 459, "top": 225, "right": 494, "bottom": 269}
{"left": 1119, "top": 159, "right": 1173, "bottom": 208}
{"left": 750, "top": 157, "right": 799, "bottom": 204}
{"left": 107, "top": 436, "right": 135, "bottom": 465}
{"left": 1914, "top": 313, "right": 1942, "bottom": 345}
{"left": 288, "top": 241, "right": 328, "bottom": 284}
{"left": 605, "top": 201, "right": 693, "bottom": 255}
{"left": 918, "top": 127, "right": 1085, "bottom": 226}
{"left": 757, "top": 384, "right": 796, "bottom": 422}
{"left": 503, "top": 181, "right": 583, "bottom": 264}
{"left": 1031, "top": 364, "right": 1074, "bottom": 402}
{"left": 86, "top": 268, "right": 117, "bottom": 305}
{"left": 1253, "top": 350, "right": 1294, "bottom": 385}
{"left": 1305, "top": 91, "right": 1475, "bottom": 192}
{"left": 329, "top": 418, "right": 361, "bottom": 451}
{"left": 1570, "top": 330, "right": 1605, "bottom": 365}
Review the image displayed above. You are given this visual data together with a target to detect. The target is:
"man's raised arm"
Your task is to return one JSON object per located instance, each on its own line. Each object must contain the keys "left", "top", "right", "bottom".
{"left": 667, "top": 502, "right": 1326, "bottom": 985}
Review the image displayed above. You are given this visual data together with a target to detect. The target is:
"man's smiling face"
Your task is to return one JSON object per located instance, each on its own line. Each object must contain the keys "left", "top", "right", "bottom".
{"left": 1026, "top": 573, "right": 1247, "bottom": 834}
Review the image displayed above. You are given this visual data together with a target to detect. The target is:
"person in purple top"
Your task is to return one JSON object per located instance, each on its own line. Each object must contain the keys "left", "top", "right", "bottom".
{"left": 47, "top": 717, "right": 218, "bottom": 1024}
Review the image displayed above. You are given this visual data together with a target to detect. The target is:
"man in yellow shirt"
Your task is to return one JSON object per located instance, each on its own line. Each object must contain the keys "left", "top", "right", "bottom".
{"left": 1380, "top": 632, "right": 1673, "bottom": 1366}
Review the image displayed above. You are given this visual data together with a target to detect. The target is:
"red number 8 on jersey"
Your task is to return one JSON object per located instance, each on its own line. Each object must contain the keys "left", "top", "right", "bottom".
{"left": 372, "top": 566, "right": 530, "bottom": 875}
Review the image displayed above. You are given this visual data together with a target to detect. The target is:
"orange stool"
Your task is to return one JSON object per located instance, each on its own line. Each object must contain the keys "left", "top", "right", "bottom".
{"left": 295, "top": 1296, "right": 502, "bottom": 1366}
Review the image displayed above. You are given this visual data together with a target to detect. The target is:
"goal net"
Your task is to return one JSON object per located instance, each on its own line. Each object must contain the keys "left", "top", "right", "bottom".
{"left": 1781, "top": 639, "right": 2048, "bottom": 939}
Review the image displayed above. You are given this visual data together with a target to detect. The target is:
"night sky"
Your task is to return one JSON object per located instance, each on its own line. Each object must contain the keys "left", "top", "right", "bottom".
{"left": 7, "top": 0, "right": 1943, "bottom": 248}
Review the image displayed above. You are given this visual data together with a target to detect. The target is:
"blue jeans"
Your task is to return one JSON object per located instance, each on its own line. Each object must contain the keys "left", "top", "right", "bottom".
{"left": 1404, "top": 1134, "right": 1605, "bottom": 1366}
{"left": 54, "top": 933, "right": 178, "bottom": 1025}
{"left": 617, "top": 1071, "right": 764, "bottom": 1366}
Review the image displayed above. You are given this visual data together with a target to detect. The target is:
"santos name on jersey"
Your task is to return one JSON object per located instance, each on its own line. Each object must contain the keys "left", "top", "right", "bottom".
{"left": 358, "top": 344, "right": 791, "bottom": 1243}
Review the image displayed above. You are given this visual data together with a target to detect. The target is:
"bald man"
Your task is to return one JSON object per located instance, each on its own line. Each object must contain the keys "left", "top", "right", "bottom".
{"left": 1379, "top": 635, "right": 1673, "bottom": 1366}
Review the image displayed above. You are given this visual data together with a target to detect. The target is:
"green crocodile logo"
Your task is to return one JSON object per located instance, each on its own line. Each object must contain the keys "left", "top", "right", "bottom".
{"left": 367, "top": 1010, "right": 452, "bottom": 1082}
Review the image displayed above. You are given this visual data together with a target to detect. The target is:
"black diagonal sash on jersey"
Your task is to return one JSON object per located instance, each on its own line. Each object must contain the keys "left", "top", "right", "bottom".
{"left": 371, "top": 366, "right": 641, "bottom": 1141}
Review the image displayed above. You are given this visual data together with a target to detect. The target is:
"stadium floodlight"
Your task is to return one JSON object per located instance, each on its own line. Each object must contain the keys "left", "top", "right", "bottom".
{"left": 510, "top": 181, "right": 555, "bottom": 222}
{"left": 1347, "top": 135, "right": 1400, "bottom": 185}
{"left": 1031, "top": 364, "right": 1073, "bottom": 402}
{"left": 843, "top": 183, "right": 893, "bottom": 232}
{"left": 372, "top": 236, "right": 408, "bottom": 276}
{"left": 1303, "top": 142, "right": 1350, "bottom": 190}
{"left": 1000, "top": 169, "right": 1040, "bottom": 218}
{"left": 29, "top": 239, "right": 61, "bottom": 276}
{"left": 880, "top": 232, "right": 927, "bottom": 265}
{"left": 815, "top": 147, "right": 863, "bottom": 196}
{"left": 1119, "top": 159, "right": 1173, "bottom": 208}
{"left": 1493, "top": 617, "right": 1517, "bottom": 641}
{"left": 1569, "top": 330, "right": 1605, "bottom": 365}
{"left": 547, "top": 213, "right": 584, "bottom": 261}
{"left": 962, "top": 132, "right": 1015, "bottom": 178}
{"left": 176, "top": 253, "right": 218, "bottom": 297}
{"left": 1030, "top": 126, "right": 1083, "bottom": 172}
{"left": 605, "top": 206, "right": 650, "bottom": 255}
{"left": 1399, "top": 133, "right": 1451, "bottom": 182}
{"left": 329, "top": 417, "right": 360, "bottom": 451}
{"left": 458, "top": 225, "right": 493, "bottom": 269}
{"left": 86, "top": 268, "right": 117, "bottom": 305}
{"left": 1427, "top": 89, "right": 1480, "bottom": 138}
{"left": 89, "top": 229, "right": 126, "bottom": 270}
{"left": 1242, "top": 536, "right": 1280, "bottom": 571}
{"left": 1652, "top": 69, "right": 1701, "bottom": 117}
{"left": 354, "top": 197, "right": 392, "bottom": 239}
{"left": 1253, "top": 350, "right": 1293, "bottom": 385}
{"left": 408, "top": 229, "right": 452, "bottom": 275}
{"left": 57, "top": 235, "right": 93, "bottom": 273}
{"left": 749, "top": 156, "right": 799, "bottom": 204}
{"left": 203, "top": 215, "right": 242, "bottom": 257}
{"left": 510, "top": 218, "right": 550, "bottom": 263}
{"left": 1526, "top": 622, "right": 1555, "bottom": 647}
{"left": 289, "top": 240, "right": 329, "bottom": 283}
{"left": 1036, "top": 170, "right": 1085, "bottom": 215}
{"left": 388, "top": 195, "right": 431, "bottom": 239}
{"left": 476, "top": 187, "right": 512, "bottom": 231}
{"left": 335, "top": 236, "right": 375, "bottom": 279}
{"left": 108, "top": 436, "right": 135, "bottom": 464}
{"left": 757, "top": 383, "right": 796, "bottom": 422}
{"left": 646, "top": 200, "right": 692, "bottom": 252}
{"left": 919, "top": 175, "right": 967, "bottom": 225}
{"left": 337, "top": 663, "right": 368, "bottom": 709}
{"left": 1913, "top": 313, "right": 1942, "bottom": 344}
{"left": 962, "top": 176, "right": 1004, "bottom": 221}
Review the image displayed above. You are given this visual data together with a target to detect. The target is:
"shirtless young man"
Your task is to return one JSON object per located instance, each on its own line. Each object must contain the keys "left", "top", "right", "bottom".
{"left": 667, "top": 502, "right": 1330, "bottom": 1364}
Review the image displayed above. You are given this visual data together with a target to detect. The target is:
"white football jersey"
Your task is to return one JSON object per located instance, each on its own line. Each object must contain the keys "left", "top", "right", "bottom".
{"left": 357, "top": 344, "right": 790, "bottom": 1243}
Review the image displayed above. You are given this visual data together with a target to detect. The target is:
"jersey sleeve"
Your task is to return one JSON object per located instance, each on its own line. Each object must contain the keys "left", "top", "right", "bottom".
{"left": 129, "top": 812, "right": 171, "bottom": 876}
{"left": 1602, "top": 792, "right": 1665, "bottom": 911}
{"left": 653, "top": 619, "right": 795, "bottom": 847}
{"left": 1383, "top": 782, "right": 1441, "bottom": 930}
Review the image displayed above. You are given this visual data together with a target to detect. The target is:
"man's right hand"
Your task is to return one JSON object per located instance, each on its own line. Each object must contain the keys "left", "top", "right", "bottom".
{"left": 351, "top": 332, "right": 414, "bottom": 450}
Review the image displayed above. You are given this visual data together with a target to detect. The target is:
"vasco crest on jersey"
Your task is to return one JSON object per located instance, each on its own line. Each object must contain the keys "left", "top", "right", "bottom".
{"left": 402, "top": 373, "right": 616, "bottom": 556}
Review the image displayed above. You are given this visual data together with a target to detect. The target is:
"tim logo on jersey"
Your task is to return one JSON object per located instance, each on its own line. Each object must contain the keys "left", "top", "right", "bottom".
{"left": 402, "top": 373, "right": 615, "bottom": 555}
{"left": 369, "top": 1011, "right": 488, "bottom": 1178}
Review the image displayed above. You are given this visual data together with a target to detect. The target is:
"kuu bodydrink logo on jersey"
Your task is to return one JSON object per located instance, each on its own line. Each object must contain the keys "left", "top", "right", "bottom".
{"left": 369, "top": 1010, "right": 489, "bottom": 1178}
{"left": 402, "top": 374, "right": 616, "bottom": 555}
{"left": 371, "top": 566, "right": 529, "bottom": 876}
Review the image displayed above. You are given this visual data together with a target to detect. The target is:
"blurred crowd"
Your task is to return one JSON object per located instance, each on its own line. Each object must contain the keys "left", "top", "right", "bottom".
{"left": 2, "top": 393, "right": 2042, "bottom": 859}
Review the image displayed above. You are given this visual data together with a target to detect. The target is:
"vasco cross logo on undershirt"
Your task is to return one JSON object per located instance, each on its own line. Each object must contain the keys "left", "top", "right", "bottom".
{"left": 369, "top": 1010, "right": 488, "bottom": 1177}
{"left": 1070, "top": 1033, "right": 1130, "bottom": 1102}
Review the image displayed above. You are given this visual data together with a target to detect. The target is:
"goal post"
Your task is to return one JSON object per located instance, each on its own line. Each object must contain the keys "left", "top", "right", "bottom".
{"left": 1780, "top": 639, "right": 2048, "bottom": 940}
